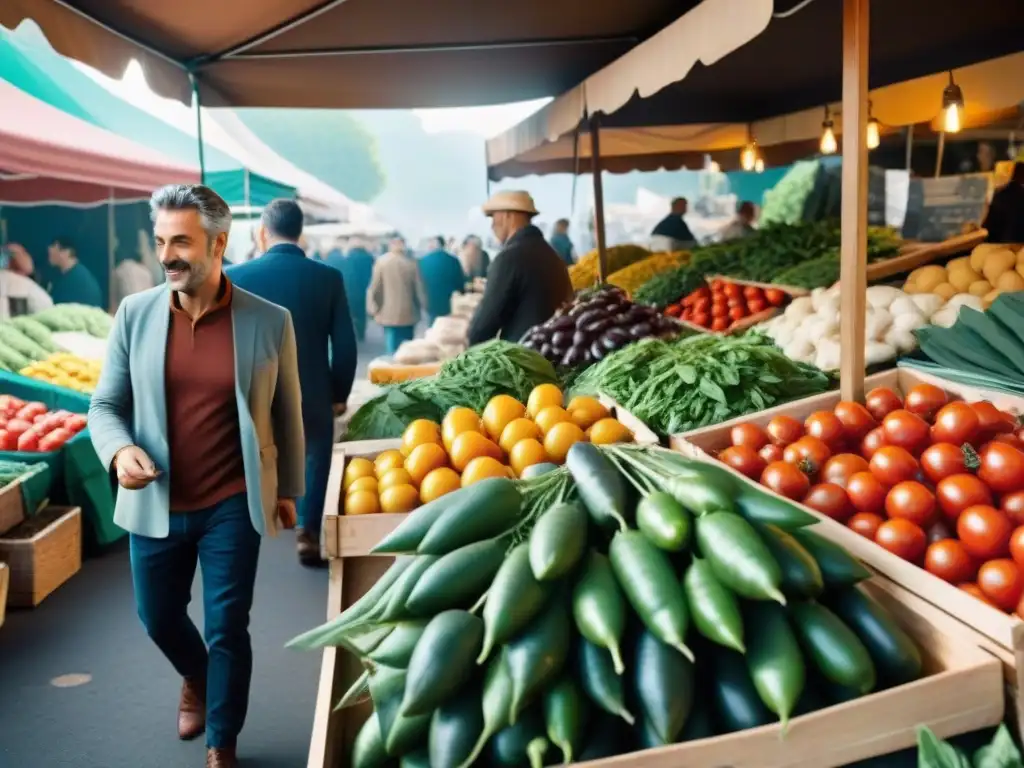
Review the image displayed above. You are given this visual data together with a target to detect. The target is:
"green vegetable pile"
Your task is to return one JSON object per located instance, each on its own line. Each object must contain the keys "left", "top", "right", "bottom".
{"left": 0, "top": 305, "right": 112, "bottom": 372}
{"left": 290, "top": 444, "right": 925, "bottom": 767}
{"left": 0, "top": 459, "right": 46, "bottom": 489}
{"left": 347, "top": 341, "right": 560, "bottom": 440}
{"left": 760, "top": 160, "right": 822, "bottom": 226}
{"left": 917, "top": 723, "right": 1021, "bottom": 768}
{"left": 569, "top": 334, "right": 831, "bottom": 436}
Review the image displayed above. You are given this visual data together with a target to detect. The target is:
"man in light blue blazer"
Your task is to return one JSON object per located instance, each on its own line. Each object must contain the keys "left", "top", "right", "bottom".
{"left": 88, "top": 184, "right": 305, "bottom": 768}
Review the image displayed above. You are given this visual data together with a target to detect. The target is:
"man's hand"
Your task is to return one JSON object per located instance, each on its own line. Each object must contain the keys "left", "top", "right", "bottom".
{"left": 332, "top": 403, "right": 347, "bottom": 417}
{"left": 277, "top": 498, "right": 297, "bottom": 529}
{"left": 114, "top": 445, "right": 160, "bottom": 490}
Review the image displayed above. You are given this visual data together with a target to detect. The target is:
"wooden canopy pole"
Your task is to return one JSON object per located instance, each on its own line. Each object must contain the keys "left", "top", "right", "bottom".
{"left": 590, "top": 116, "right": 609, "bottom": 283}
{"left": 838, "top": 0, "right": 870, "bottom": 401}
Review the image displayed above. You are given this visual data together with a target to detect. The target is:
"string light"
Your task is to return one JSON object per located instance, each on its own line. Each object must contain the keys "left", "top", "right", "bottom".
{"left": 942, "top": 71, "right": 964, "bottom": 134}
{"left": 820, "top": 107, "right": 838, "bottom": 155}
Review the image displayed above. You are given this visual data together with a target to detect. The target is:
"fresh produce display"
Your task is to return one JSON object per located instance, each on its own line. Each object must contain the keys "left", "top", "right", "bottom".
{"left": 759, "top": 160, "right": 821, "bottom": 226}
{"left": 0, "top": 305, "right": 110, "bottom": 378}
{"left": 343, "top": 385, "right": 635, "bottom": 515}
{"left": 19, "top": 352, "right": 101, "bottom": 393}
{"left": 758, "top": 284, "right": 946, "bottom": 370}
{"left": 292, "top": 443, "right": 926, "bottom": 766}
{"left": 917, "top": 723, "right": 1021, "bottom": 767}
{"left": 0, "top": 395, "right": 87, "bottom": 453}
{"left": 606, "top": 251, "right": 689, "bottom": 296}
{"left": 666, "top": 278, "right": 791, "bottom": 332}
{"left": 569, "top": 245, "right": 652, "bottom": 292}
{"left": 0, "top": 458, "right": 47, "bottom": 489}
{"left": 520, "top": 287, "right": 685, "bottom": 370}
{"left": 570, "top": 334, "right": 831, "bottom": 437}
{"left": 392, "top": 294, "right": 485, "bottom": 366}
{"left": 903, "top": 243, "right": 1024, "bottom": 307}
{"left": 709, "top": 383, "right": 1024, "bottom": 615}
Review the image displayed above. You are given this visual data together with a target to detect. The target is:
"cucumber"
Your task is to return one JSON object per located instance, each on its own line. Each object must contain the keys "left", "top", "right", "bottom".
{"left": 505, "top": 592, "right": 571, "bottom": 723}
{"left": 345, "top": 624, "right": 395, "bottom": 657}
{"left": 565, "top": 441, "right": 629, "bottom": 531}
{"left": 402, "top": 610, "right": 483, "bottom": 716}
{"left": 429, "top": 681, "right": 483, "bottom": 768}
{"left": 478, "top": 543, "right": 550, "bottom": 664}
{"left": 381, "top": 555, "right": 439, "bottom": 622}
{"left": 458, "top": 655, "right": 515, "bottom": 768}
{"left": 521, "top": 462, "right": 558, "bottom": 479}
{"left": 637, "top": 491, "right": 692, "bottom": 552}
{"left": 367, "top": 620, "right": 428, "bottom": 667}
{"left": 543, "top": 676, "right": 589, "bottom": 763}
{"left": 736, "top": 484, "right": 817, "bottom": 528}
{"left": 683, "top": 557, "right": 745, "bottom": 653}
{"left": 659, "top": 469, "right": 736, "bottom": 516}
{"left": 572, "top": 550, "right": 627, "bottom": 674}
{"left": 791, "top": 529, "right": 871, "bottom": 588}
{"left": 400, "top": 748, "right": 431, "bottom": 768}
{"left": 352, "top": 713, "right": 388, "bottom": 768}
{"left": 367, "top": 665, "right": 407, "bottom": 748}
{"left": 385, "top": 706, "right": 431, "bottom": 757}
{"left": 789, "top": 601, "right": 876, "bottom": 695}
{"left": 489, "top": 707, "right": 545, "bottom": 767}
{"left": 636, "top": 716, "right": 669, "bottom": 750}
{"left": 755, "top": 522, "right": 824, "bottom": 599}
{"left": 696, "top": 512, "right": 786, "bottom": 604}
{"left": 744, "top": 602, "right": 805, "bottom": 729}
{"left": 406, "top": 539, "right": 506, "bottom": 615}
{"left": 372, "top": 489, "right": 465, "bottom": 553}
{"left": 711, "top": 649, "right": 774, "bottom": 733}
{"left": 416, "top": 477, "right": 522, "bottom": 555}
{"left": 528, "top": 501, "right": 588, "bottom": 581}
{"left": 633, "top": 629, "right": 695, "bottom": 743}
{"left": 335, "top": 669, "right": 370, "bottom": 711}
{"left": 828, "top": 586, "right": 923, "bottom": 687}
{"left": 578, "top": 636, "right": 635, "bottom": 725}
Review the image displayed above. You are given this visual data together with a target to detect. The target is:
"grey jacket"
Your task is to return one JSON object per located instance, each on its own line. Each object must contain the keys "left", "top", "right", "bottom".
{"left": 367, "top": 251, "right": 428, "bottom": 327}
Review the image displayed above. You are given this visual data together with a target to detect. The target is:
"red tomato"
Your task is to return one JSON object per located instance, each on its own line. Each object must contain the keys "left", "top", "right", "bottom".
{"left": 743, "top": 285, "right": 763, "bottom": 300}
{"left": 848, "top": 512, "right": 884, "bottom": 539}
{"left": 681, "top": 310, "right": 693, "bottom": 322}
{"left": 760, "top": 461, "right": 811, "bottom": 500}
{"left": 920, "top": 442, "right": 968, "bottom": 484}
{"left": 747, "top": 299, "right": 767, "bottom": 314}
{"left": 936, "top": 474, "right": 994, "bottom": 520}
{"left": 875, "top": 518, "right": 927, "bottom": 563}
{"left": 1010, "top": 526, "right": 1024, "bottom": 569}
{"left": 881, "top": 410, "right": 931, "bottom": 454}
{"left": 730, "top": 423, "right": 769, "bottom": 450}
{"left": 903, "top": 383, "right": 948, "bottom": 421}
{"left": 711, "top": 304, "right": 728, "bottom": 319}
{"left": 17, "top": 428, "right": 41, "bottom": 452}
{"left": 977, "top": 442, "right": 1024, "bottom": 494}
{"left": 847, "top": 471, "right": 888, "bottom": 514}
{"left": 764, "top": 288, "right": 787, "bottom": 307}
{"left": 15, "top": 401, "right": 47, "bottom": 423}
{"left": 696, "top": 285, "right": 712, "bottom": 298}
{"left": 711, "top": 318, "right": 730, "bottom": 332}
{"left": 0, "top": 429, "right": 12, "bottom": 451}
{"left": 865, "top": 387, "right": 903, "bottom": 422}
{"left": 978, "top": 559, "right": 1024, "bottom": 612}
{"left": 930, "top": 401, "right": 980, "bottom": 447}
{"left": 4, "top": 418, "right": 32, "bottom": 439}
{"left": 665, "top": 304, "right": 682, "bottom": 317}
{"left": 766, "top": 415, "right": 804, "bottom": 446}
{"left": 724, "top": 283, "right": 742, "bottom": 299}
{"left": 833, "top": 401, "right": 877, "bottom": 441}
{"left": 924, "top": 539, "right": 976, "bottom": 584}
{"left": 693, "top": 297, "right": 711, "bottom": 312}
{"left": 821, "top": 453, "right": 870, "bottom": 489}
{"left": 802, "top": 483, "right": 852, "bottom": 522}
{"left": 805, "top": 411, "right": 846, "bottom": 451}
{"left": 718, "top": 445, "right": 767, "bottom": 481}
{"left": 971, "top": 401, "right": 1016, "bottom": 442}
{"left": 728, "top": 306, "right": 747, "bottom": 322}
{"left": 782, "top": 437, "right": 832, "bottom": 475}
{"left": 38, "top": 428, "right": 72, "bottom": 453}
{"left": 885, "top": 481, "right": 937, "bottom": 527}
{"left": 759, "top": 444, "right": 785, "bottom": 463}
{"left": 692, "top": 312, "right": 710, "bottom": 327}
{"left": 988, "top": 434, "right": 1024, "bottom": 452}
{"left": 860, "top": 427, "right": 887, "bottom": 461}
{"left": 64, "top": 414, "right": 87, "bottom": 434}
{"left": 959, "top": 582, "right": 999, "bottom": 608}
{"left": 869, "top": 446, "right": 920, "bottom": 488}
{"left": 727, "top": 298, "right": 743, "bottom": 309}
{"left": 927, "top": 518, "right": 956, "bottom": 544}
{"left": 1000, "top": 491, "right": 1024, "bottom": 526}
{"left": 957, "top": 505, "right": 1013, "bottom": 560}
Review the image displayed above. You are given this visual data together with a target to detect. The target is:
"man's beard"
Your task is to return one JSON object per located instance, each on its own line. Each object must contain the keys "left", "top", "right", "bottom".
{"left": 164, "top": 245, "right": 213, "bottom": 295}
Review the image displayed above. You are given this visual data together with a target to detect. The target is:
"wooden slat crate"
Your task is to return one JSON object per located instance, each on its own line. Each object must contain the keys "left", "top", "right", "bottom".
{"left": 0, "top": 478, "right": 27, "bottom": 537}
{"left": 0, "top": 506, "right": 82, "bottom": 608}
{"left": 0, "top": 562, "right": 9, "bottom": 629}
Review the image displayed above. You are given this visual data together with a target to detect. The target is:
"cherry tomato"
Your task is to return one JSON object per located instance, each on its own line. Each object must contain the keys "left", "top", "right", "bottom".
{"left": 860, "top": 427, "right": 887, "bottom": 461}
{"left": 730, "top": 423, "right": 769, "bottom": 450}
{"left": 743, "top": 285, "right": 763, "bottom": 300}
{"left": 1000, "top": 491, "right": 1024, "bottom": 526}
{"left": 885, "top": 481, "right": 936, "bottom": 527}
{"left": 1010, "top": 526, "right": 1024, "bottom": 569}
{"left": 847, "top": 471, "right": 888, "bottom": 514}
{"left": 957, "top": 505, "right": 1013, "bottom": 560}
{"left": 848, "top": 512, "right": 884, "bottom": 539}
{"left": 759, "top": 444, "right": 785, "bottom": 463}
{"left": 865, "top": 387, "right": 903, "bottom": 422}
{"left": 802, "top": 483, "right": 852, "bottom": 522}
{"left": 929, "top": 402, "right": 979, "bottom": 447}
{"left": 665, "top": 304, "right": 682, "bottom": 317}
{"left": 972, "top": 401, "right": 1016, "bottom": 442}
{"left": 724, "top": 283, "right": 742, "bottom": 299}
{"left": 782, "top": 436, "right": 832, "bottom": 475}
{"left": 875, "top": 518, "right": 927, "bottom": 563}
{"left": 920, "top": 442, "right": 968, "bottom": 484}
{"left": 833, "top": 401, "right": 877, "bottom": 441}
{"left": 692, "top": 312, "right": 710, "bottom": 327}
{"left": 805, "top": 411, "right": 846, "bottom": 451}
{"left": 729, "top": 306, "right": 747, "bottom": 322}
{"left": 924, "top": 539, "right": 976, "bottom": 584}
{"left": 764, "top": 288, "right": 787, "bottom": 307}
{"left": 988, "top": 434, "right": 1024, "bottom": 452}
{"left": 710, "top": 318, "right": 730, "bottom": 332}
{"left": 977, "top": 442, "right": 1024, "bottom": 494}
{"left": 978, "top": 559, "right": 1024, "bottom": 612}
{"left": 881, "top": 410, "right": 930, "bottom": 454}
{"left": 718, "top": 445, "right": 767, "bottom": 481}
{"left": 936, "top": 474, "right": 994, "bottom": 520}
{"left": 869, "top": 446, "right": 920, "bottom": 488}
{"left": 711, "top": 304, "right": 728, "bottom": 319}
{"left": 904, "top": 383, "right": 948, "bottom": 421}
{"left": 926, "top": 519, "right": 956, "bottom": 544}
{"left": 766, "top": 415, "right": 804, "bottom": 446}
{"left": 760, "top": 461, "right": 811, "bottom": 501}
{"left": 959, "top": 582, "right": 999, "bottom": 608}
{"left": 821, "top": 453, "right": 870, "bottom": 489}
{"left": 747, "top": 299, "right": 767, "bottom": 314}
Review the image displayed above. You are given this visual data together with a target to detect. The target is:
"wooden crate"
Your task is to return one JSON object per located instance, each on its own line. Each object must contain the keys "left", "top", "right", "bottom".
{"left": 0, "top": 562, "right": 8, "bottom": 629}
{"left": 673, "top": 367, "right": 1024, "bottom": 734}
{"left": 0, "top": 506, "right": 82, "bottom": 608}
{"left": 673, "top": 274, "right": 809, "bottom": 337}
{"left": 0, "top": 478, "right": 26, "bottom": 537}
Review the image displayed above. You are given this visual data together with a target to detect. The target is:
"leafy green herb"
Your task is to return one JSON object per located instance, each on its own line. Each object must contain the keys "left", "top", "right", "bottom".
{"left": 917, "top": 725, "right": 1022, "bottom": 768}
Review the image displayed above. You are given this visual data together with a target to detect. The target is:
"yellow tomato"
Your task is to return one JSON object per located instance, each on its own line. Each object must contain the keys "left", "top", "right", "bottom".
{"left": 404, "top": 442, "right": 449, "bottom": 485}
{"left": 588, "top": 418, "right": 633, "bottom": 445}
{"left": 570, "top": 404, "right": 609, "bottom": 431}
{"left": 442, "top": 407, "right": 484, "bottom": 451}
{"left": 343, "top": 457, "right": 375, "bottom": 490}
{"left": 379, "top": 484, "right": 421, "bottom": 514}
{"left": 374, "top": 450, "right": 406, "bottom": 477}
{"left": 482, "top": 395, "right": 526, "bottom": 440}
{"left": 419, "top": 467, "right": 462, "bottom": 503}
{"left": 344, "top": 490, "right": 380, "bottom": 516}
{"left": 379, "top": 468, "right": 415, "bottom": 491}
{"left": 544, "top": 421, "right": 586, "bottom": 463}
{"left": 498, "top": 418, "right": 542, "bottom": 455}
{"left": 346, "top": 476, "right": 378, "bottom": 495}
{"left": 461, "top": 456, "right": 509, "bottom": 487}
{"left": 449, "top": 430, "right": 503, "bottom": 472}
{"left": 401, "top": 419, "right": 443, "bottom": 457}
{"left": 509, "top": 438, "right": 548, "bottom": 477}
{"left": 527, "top": 383, "right": 563, "bottom": 418}
{"left": 534, "top": 405, "right": 571, "bottom": 436}
{"left": 566, "top": 395, "right": 606, "bottom": 414}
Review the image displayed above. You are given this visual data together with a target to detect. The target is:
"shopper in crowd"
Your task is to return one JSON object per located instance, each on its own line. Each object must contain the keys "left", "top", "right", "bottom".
{"left": 112, "top": 253, "right": 156, "bottom": 310}
{"left": 650, "top": 197, "right": 697, "bottom": 251}
{"left": 47, "top": 235, "right": 104, "bottom": 307}
{"left": 983, "top": 161, "right": 1024, "bottom": 244}
{"left": 468, "top": 190, "right": 573, "bottom": 345}
{"left": 3, "top": 242, "right": 43, "bottom": 284}
{"left": 418, "top": 235, "right": 466, "bottom": 324}
{"left": 335, "top": 239, "right": 375, "bottom": 342}
{"left": 549, "top": 218, "right": 576, "bottom": 266}
{"left": 88, "top": 184, "right": 304, "bottom": 768}
{"left": 718, "top": 201, "right": 758, "bottom": 243}
{"left": 367, "top": 235, "right": 428, "bottom": 355}
{"left": 458, "top": 234, "right": 490, "bottom": 280}
{"left": 0, "top": 264, "right": 53, "bottom": 319}
{"left": 228, "top": 198, "right": 357, "bottom": 567}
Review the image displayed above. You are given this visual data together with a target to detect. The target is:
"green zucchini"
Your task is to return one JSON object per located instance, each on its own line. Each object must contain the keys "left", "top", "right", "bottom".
{"left": 656, "top": 465, "right": 735, "bottom": 516}
{"left": 381, "top": 555, "right": 440, "bottom": 622}
{"left": 637, "top": 491, "right": 692, "bottom": 551}
{"left": 367, "top": 620, "right": 428, "bottom": 667}
{"left": 828, "top": 586, "right": 922, "bottom": 687}
{"left": 417, "top": 478, "right": 522, "bottom": 555}
{"left": 386, "top": 706, "right": 431, "bottom": 757}
{"left": 790, "top": 529, "right": 871, "bottom": 588}
{"left": 572, "top": 550, "right": 627, "bottom": 674}
{"left": 543, "top": 676, "right": 589, "bottom": 763}
{"left": 735, "top": 484, "right": 818, "bottom": 529}
{"left": 429, "top": 681, "right": 484, "bottom": 768}
{"left": 683, "top": 557, "right": 745, "bottom": 653}
{"left": 696, "top": 512, "right": 786, "bottom": 604}
{"left": 400, "top": 748, "right": 431, "bottom": 768}
{"left": 458, "top": 655, "right": 515, "bottom": 768}
{"left": 505, "top": 592, "right": 571, "bottom": 723}
{"left": 372, "top": 489, "right": 465, "bottom": 554}
{"left": 609, "top": 530, "right": 693, "bottom": 660}
{"left": 711, "top": 649, "right": 774, "bottom": 733}
{"left": 528, "top": 501, "right": 588, "bottom": 581}
{"left": 565, "top": 441, "right": 629, "bottom": 531}
{"left": 789, "top": 601, "right": 876, "bottom": 695}
{"left": 402, "top": 610, "right": 483, "bottom": 716}
{"left": 345, "top": 624, "right": 395, "bottom": 657}
{"left": 489, "top": 708, "right": 545, "bottom": 767}
{"left": 335, "top": 669, "right": 370, "bottom": 711}
{"left": 578, "top": 636, "right": 635, "bottom": 725}
{"left": 521, "top": 462, "right": 559, "bottom": 479}
{"left": 367, "top": 665, "right": 407, "bottom": 748}
{"left": 352, "top": 713, "right": 389, "bottom": 768}
{"left": 406, "top": 539, "right": 506, "bottom": 615}
{"left": 633, "top": 629, "right": 695, "bottom": 743}
{"left": 478, "top": 543, "right": 550, "bottom": 664}
{"left": 744, "top": 602, "right": 805, "bottom": 729}
{"left": 755, "top": 522, "right": 824, "bottom": 598}
{"left": 636, "top": 716, "right": 669, "bottom": 749}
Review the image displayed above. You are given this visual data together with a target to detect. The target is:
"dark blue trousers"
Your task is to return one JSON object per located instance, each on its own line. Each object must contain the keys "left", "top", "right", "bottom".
{"left": 299, "top": 431, "right": 335, "bottom": 538}
{"left": 384, "top": 325, "right": 415, "bottom": 355}
{"left": 130, "top": 492, "right": 260, "bottom": 749}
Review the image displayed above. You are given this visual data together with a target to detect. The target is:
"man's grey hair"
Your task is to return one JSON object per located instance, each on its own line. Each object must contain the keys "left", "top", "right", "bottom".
{"left": 150, "top": 184, "right": 232, "bottom": 238}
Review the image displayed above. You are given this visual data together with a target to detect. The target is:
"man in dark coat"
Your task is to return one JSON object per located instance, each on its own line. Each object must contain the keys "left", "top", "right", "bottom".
{"left": 418, "top": 236, "right": 466, "bottom": 324}
{"left": 227, "top": 199, "right": 357, "bottom": 566}
{"left": 549, "top": 219, "right": 576, "bottom": 266}
{"left": 983, "top": 162, "right": 1024, "bottom": 245}
{"left": 468, "top": 191, "right": 573, "bottom": 345}
{"left": 651, "top": 197, "right": 697, "bottom": 247}
{"left": 324, "top": 240, "right": 374, "bottom": 342}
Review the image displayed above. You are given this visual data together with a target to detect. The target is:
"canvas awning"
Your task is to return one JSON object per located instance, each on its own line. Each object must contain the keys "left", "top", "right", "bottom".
{"left": 0, "top": 0, "right": 703, "bottom": 108}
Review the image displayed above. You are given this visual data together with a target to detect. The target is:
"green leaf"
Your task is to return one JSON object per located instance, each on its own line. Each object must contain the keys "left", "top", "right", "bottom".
{"left": 698, "top": 376, "right": 727, "bottom": 405}
{"left": 973, "top": 725, "right": 1023, "bottom": 768}
{"left": 917, "top": 726, "right": 973, "bottom": 768}
{"left": 676, "top": 364, "right": 697, "bottom": 384}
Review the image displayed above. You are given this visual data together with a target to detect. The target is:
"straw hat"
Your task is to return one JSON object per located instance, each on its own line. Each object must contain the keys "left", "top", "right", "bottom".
{"left": 481, "top": 190, "right": 539, "bottom": 217}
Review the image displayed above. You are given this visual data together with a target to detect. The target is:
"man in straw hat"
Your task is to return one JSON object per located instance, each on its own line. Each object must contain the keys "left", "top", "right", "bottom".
{"left": 468, "top": 190, "right": 573, "bottom": 345}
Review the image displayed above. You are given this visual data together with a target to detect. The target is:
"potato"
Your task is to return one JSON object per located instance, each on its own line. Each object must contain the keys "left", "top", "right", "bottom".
{"left": 1017, "top": 249, "right": 1024, "bottom": 267}
{"left": 946, "top": 262, "right": 982, "bottom": 292}
{"left": 983, "top": 289, "right": 1002, "bottom": 308}
{"left": 932, "top": 282, "right": 958, "bottom": 300}
{"left": 996, "top": 270, "right": 1024, "bottom": 292}
{"left": 981, "top": 248, "right": 1017, "bottom": 284}
{"left": 902, "top": 281, "right": 920, "bottom": 294}
{"left": 970, "top": 243, "right": 1005, "bottom": 273}
{"left": 948, "top": 256, "right": 972, "bottom": 271}
{"left": 909, "top": 265, "right": 947, "bottom": 293}
{"left": 969, "top": 279, "right": 993, "bottom": 296}
{"left": 1017, "top": 262, "right": 1024, "bottom": 281}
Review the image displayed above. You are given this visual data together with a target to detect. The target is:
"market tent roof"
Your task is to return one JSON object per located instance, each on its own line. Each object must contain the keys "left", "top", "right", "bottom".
{"left": 0, "top": 0, "right": 700, "bottom": 108}
{"left": 486, "top": 0, "right": 1024, "bottom": 179}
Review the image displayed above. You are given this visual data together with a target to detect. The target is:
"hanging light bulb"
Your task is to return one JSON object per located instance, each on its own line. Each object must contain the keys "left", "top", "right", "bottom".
{"left": 866, "top": 118, "right": 881, "bottom": 149}
{"left": 754, "top": 157, "right": 765, "bottom": 173}
{"left": 942, "top": 71, "right": 964, "bottom": 134}
{"left": 740, "top": 140, "right": 758, "bottom": 171}
{"left": 820, "top": 108, "right": 838, "bottom": 155}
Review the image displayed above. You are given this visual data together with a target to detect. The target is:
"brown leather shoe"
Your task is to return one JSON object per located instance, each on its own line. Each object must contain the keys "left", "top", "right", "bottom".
{"left": 206, "top": 746, "right": 238, "bottom": 768}
{"left": 296, "top": 527, "right": 323, "bottom": 567}
{"left": 177, "top": 676, "right": 206, "bottom": 741}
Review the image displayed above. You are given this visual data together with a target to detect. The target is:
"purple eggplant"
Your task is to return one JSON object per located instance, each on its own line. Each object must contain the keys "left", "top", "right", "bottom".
{"left": 552, "top": 330, "right": 574, "bottom": 349}
{"left": 602, "top": 328, "right": 632, "bottom": 350}
{"left": 561, "top": 346, "right": 586, "bottom": 368}
{"left": 582, "top": 318, "right": 612, "bottom": 335}
{"left": 540, "top": 343, "right": 554, "bottom": 359}
{"left": 549, "top": 315, "right": 575, "bottom": 332}
{"left": 573, "top": 329, "right": 592, "bottom": 347}
{"left": 575, "top": 309, "right": 606, "bottom": 328}
{"left": 628, "top": 322, "right": 653, "bottom": 339}
{"left": 589, "top": 340, "right": 607, "bottom": 361}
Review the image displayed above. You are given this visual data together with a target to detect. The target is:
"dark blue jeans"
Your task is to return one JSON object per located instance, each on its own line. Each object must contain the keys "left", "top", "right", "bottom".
{"left": 298, "top": 431, "right": 335, "bottom": 538}
{"left": 384, "top": 325, "right": 415, "bottom": 355}
{"left": 130, "top": 492, "right": 260, "bottom": 749}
